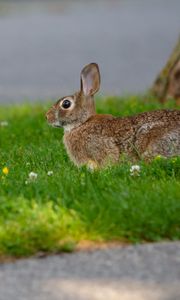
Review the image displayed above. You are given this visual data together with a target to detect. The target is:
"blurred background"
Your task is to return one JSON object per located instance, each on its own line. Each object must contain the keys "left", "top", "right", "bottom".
{"left": 0, "top": 0, "right": 179, "bottom": 103}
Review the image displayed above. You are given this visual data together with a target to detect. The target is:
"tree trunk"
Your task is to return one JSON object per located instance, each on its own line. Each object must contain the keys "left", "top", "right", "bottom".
{"left": 151, "top": 36, "right": 180, "bottom": 105}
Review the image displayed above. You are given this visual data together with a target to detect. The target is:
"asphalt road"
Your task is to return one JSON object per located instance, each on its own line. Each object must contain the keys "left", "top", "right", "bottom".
{"left": 0, "top": 242, "right": 180, "bottom": 300}
{"left": 0, "top": 0, "right": 180, "bottom": 102}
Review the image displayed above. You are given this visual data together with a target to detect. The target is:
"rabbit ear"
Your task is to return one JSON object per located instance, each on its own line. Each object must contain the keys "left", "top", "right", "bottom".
{"left": 80, "top": 63, "right": 100, "bottom": 96}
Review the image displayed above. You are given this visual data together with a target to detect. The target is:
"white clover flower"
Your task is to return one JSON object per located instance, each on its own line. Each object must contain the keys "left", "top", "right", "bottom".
{"left": 0, "top": 121, "right": 8, "bottom": 127}
{"left": 130, "top": 165, "right": 141, "bottom": 176}
{"left": 47, "top": 171, "right": 53, "bottom": 176}
{"left": 29, "top": 172, "right": 38, "bottom": 180}
{"left": 130, "top": 165, "right": 140, "bottom": 172}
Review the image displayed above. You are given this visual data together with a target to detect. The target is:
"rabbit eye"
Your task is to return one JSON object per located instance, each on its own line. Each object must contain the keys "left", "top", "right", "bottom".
{"left": 61, "top": 99, "right": 71, "bottom": 109}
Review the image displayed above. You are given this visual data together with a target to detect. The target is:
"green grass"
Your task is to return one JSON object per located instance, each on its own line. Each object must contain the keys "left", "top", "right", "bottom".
{"left": 0, "top": 95, "right": 180, "bottom": 258}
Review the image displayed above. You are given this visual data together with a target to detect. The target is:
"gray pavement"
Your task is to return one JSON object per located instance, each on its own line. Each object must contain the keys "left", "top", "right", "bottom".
{"left": 0, "top": 242, "right": 180, "bottom": 300}
{"left": 0, "top": 0, "right": 180, "bottom": 102}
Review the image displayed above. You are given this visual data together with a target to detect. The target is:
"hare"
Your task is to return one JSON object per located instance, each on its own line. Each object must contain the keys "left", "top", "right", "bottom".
{"left": 46, "top": 63, "right": 180, "bottom": 169}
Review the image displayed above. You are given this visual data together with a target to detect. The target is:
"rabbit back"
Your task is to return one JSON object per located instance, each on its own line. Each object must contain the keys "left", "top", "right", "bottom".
{"left": 133, "top": 109, "right": 180, "bottom": 158}
{"left": 113, "top": 109, "right": 180, "bottom": 159}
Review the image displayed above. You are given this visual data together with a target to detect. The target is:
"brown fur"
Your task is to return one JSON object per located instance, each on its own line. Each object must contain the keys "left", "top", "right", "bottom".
{"left": 46, "top": 63, "right": 180, "bottom": 169}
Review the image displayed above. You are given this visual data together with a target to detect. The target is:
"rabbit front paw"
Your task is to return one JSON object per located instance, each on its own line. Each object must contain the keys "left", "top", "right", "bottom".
{"left": 87, "top": 160, "right": 98, "bottom": 171}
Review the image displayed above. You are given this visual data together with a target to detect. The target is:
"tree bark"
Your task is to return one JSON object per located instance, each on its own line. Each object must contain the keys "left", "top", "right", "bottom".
{"left": 151, "top": 36, "right": 180, "bottom": 105}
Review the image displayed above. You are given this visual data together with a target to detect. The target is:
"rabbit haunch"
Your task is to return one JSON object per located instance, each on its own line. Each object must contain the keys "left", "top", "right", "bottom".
{"left": 46, "top": 63, "right": 180, "bottom": 169}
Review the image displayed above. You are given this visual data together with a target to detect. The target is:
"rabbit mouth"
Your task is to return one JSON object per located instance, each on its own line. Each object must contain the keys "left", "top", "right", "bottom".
{"left": 50, "top": 121, "right": 62, "bottom": 128}
{"left": 52, "top": 124, "right": 61, "bottom": 128}
{"left": 51, "top": 120, "right": 69, "bottom": 128}
{"left": 50, "top": 119, "right": 74, "bottom": 130}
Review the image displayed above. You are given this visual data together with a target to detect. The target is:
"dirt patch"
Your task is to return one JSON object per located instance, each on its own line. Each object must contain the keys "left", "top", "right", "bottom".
{"left": 76, "top": 240, "right": 130, "bottom": 252}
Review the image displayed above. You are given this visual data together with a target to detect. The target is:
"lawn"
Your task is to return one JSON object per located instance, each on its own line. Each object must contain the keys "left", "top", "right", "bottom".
{"left": 0, "top": 95, "right": 180, "bottom": 258}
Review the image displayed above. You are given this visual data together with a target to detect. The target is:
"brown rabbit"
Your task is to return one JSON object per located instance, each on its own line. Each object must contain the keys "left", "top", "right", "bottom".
{"left": 46, "top": 63, "right": 180, "bottom": 169}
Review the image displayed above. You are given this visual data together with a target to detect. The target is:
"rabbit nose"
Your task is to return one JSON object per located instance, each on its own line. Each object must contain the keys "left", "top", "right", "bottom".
{"left": 46, "top": 111, "right": 51, "bottom": 120}
{"left": 46, "top": 110, "right": 55, "bottom": 123}
{"left": 45, "top": 112, "right": 49, "bottom": 120}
